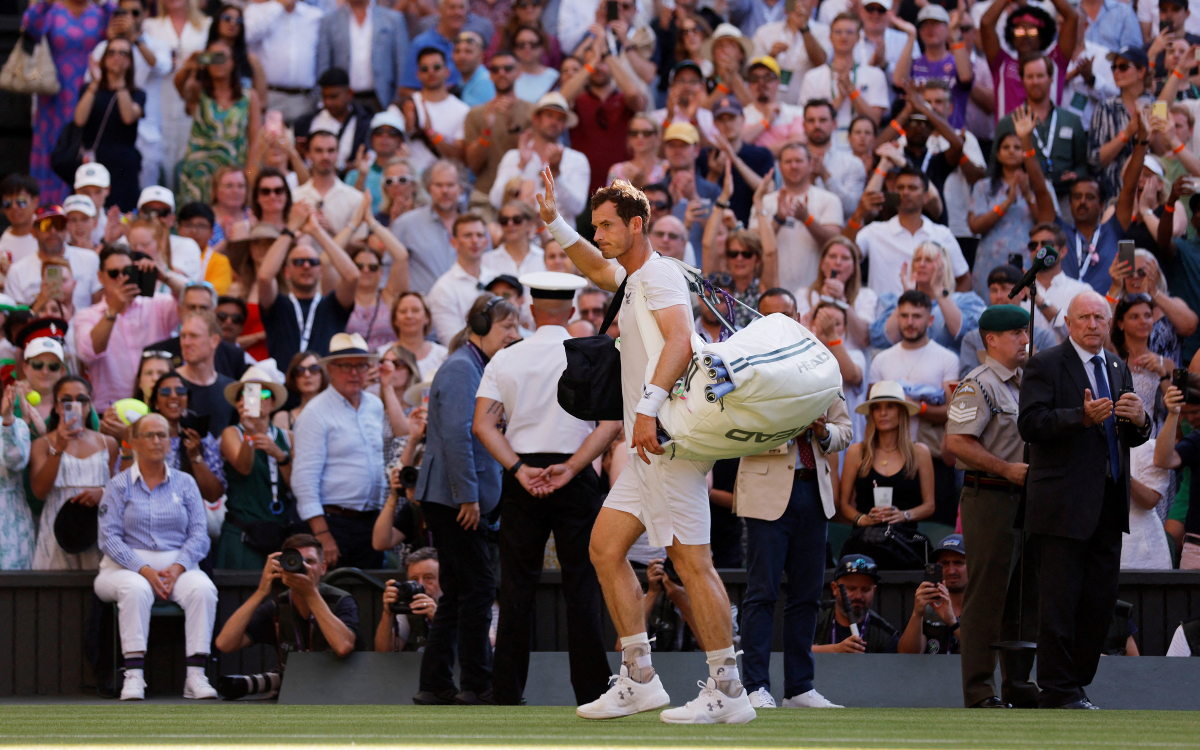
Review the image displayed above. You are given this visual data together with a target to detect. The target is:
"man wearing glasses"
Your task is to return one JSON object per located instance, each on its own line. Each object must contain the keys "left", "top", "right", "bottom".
{"left": 74, "top": 244, "right": 188, "bottom": 411}
{"left": 1027, "top": 223, "right": 1093, "bottom": 342}
{"left": 7, "top": 205, "right": 102, "bottom": 314}
{"left": 464, "top": 51, "right": 534, "bottom": 215}
{"left": 292, "top": 332, "right": 387, "bottom": 569}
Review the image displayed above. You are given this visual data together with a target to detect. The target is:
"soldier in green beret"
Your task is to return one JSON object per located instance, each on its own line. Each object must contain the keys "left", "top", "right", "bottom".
{"left": 945, "top": 304, "right": 1039, "bottom": 709}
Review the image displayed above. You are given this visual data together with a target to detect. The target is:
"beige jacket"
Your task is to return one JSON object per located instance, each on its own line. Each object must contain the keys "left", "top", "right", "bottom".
{"left": 733, "top": 397, "right": 853, "bottom": 522}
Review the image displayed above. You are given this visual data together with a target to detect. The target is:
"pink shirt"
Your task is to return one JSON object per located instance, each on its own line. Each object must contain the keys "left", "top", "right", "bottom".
{"left": 990, "top": 46, "right": 1067, "bottom": 121}
{"left": 74, "top": 295, "right": 180, "bottom": 410}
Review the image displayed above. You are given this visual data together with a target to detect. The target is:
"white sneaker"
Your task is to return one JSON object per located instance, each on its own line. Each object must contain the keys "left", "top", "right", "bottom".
{"left": 576, "top": 666, "right": 671, "bottom": 720}
{"left": 660, "top": 679, "right": 757, "bottom": 724}
{"left": 783, "top": 689, "right": 843, "bottom": 708}
{"left": 748, "top": 686, "right": 776, "bottom": 708}
{"left": 183, "top": 673, "right": 219, "bottom": 700}
{"left": 119, "top": 672, "right": 146, "bottom": 701}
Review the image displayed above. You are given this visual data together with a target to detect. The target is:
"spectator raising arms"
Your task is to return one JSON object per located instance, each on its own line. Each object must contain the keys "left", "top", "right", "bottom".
{"left": 702, "top": 168, "right": 779, "bottom": 328}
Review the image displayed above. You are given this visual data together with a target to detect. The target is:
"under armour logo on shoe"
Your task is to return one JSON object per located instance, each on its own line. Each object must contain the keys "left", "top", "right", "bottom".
{"left": 707, "top": 703, "right": 714, "bottom": 711}
{"left": 617, "top": 690, "right": 626, "bottom": 699}
{"left": 716, "top": 700, "right": 724, "bottom": 709}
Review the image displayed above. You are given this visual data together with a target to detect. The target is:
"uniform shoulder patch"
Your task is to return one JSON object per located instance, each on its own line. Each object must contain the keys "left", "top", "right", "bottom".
{"left": 953, "top": 382, "right": 977, "bottom": 397}
{"left": 947, "top": 402, "right": 978, "bottom": 423}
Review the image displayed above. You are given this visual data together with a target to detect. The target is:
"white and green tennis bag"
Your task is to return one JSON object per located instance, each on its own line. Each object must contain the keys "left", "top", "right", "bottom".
{"left": 632, "top": 258, "right": 843, "bottom": 462}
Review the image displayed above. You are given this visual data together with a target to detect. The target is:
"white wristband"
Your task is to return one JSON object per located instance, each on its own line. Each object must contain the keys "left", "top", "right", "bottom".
{"left": 635, "top": 384, "right": 669, "bottom": 417}
{"left": 546, "top": 214, "right": 580, "bottom": 249}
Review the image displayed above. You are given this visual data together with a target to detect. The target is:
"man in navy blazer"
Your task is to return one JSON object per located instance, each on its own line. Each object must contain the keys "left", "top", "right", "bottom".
{"left": 1018, "top": 290, "right": 1150, "bottom": 710}
{"left": 317, "top": 0, "right": 409, "bottom": 111}
{"left": 412, "top": 291, "right": 522, "bottom": 705}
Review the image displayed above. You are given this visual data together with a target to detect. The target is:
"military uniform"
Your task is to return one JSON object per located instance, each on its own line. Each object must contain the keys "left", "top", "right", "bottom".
{"left": 948, "top": 353, "right": 1039, "bottom": 708}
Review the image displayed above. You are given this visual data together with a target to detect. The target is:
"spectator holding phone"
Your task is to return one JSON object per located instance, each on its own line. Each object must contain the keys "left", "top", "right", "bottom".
{"left": 139, "top": 371, "right": 226, "bottom": 504}
{"left": 1154, "top": 379, "right": 1200, "bottom": 569}
{"left": 30, "top": 376, "right": 119, "bottom": 570}
{"left": 6, "top": 206, "right": 101, "bottom": 315}
{"left": 899, "top": 535, "right": 966, "bottom": 655}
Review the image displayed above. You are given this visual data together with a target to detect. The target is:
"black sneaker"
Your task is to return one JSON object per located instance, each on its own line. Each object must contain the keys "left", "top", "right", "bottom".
{"left": 455, "top": 689, "right": 496, "bottom": 705}
{"left": 970, "top": 697, "right": 1012, "bottom": 708}
{"left": 412, "top": 689, "right": 458, "bottom": 705}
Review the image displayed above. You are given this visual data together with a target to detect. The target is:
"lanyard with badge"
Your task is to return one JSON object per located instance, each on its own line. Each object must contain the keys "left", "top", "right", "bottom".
{"left": 1030, "top": 109, "right": 1057, "bottom": 175}
{"left": 1075, "top": 225, "right": 1100, "bottom": 278}
{"left": 290, "top": 292, "right": 321, "bottom": 352}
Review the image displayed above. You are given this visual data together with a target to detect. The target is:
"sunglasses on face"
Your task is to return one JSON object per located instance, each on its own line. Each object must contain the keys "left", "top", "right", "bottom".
{"left": 680, "top": 26, "right": 703, "bottom": 35}
{"left": 497, "top": 215, "right": 526, "bottom": 225}
{"left": 2, "top": 198, "right": 29, "bottom": 209}
{"left": 143, "top": 350, "right": 172, "bottom": 360}
{"left": 628, "top": 129, "right": 656, "bottom": 138}
{"left": 652, "top": 230, "right": 684, "bottom": 242}
{"left": 36, "top": 218, "right": 66, "bottom": 232}
{"left": 140, "top": 206, "right": 171, "bottom": 219}
{"left": 356, "top": 262, "right": 381, "bottom": 272}
{"left": 383, "top": 175, "right": 413, "bottom": 188}
{"left": 258, "top": 186, "right": 287, "bottom": 197}
{"left": 1111, "top": 61, "right": 1135, "bottom": 72}
{"left": 489, "top": 63, "right": 517, "bottom": 73}
{"left": 215, "top": 311, "right": 245, "bottom": 324}
{"left": 289, "top": 257, "right": 321, "bottom": 268}
{"left": 419, "top": 64, "right": 444, "bottom": 73}
{"left": 864, "top": 4, "right": 887, "bottom": 12}
{"left": 28, "top": 360, "right": 62, "bottom": 372}
{"left": 107, "top": 48, "right": 133, "bottom": 58}
{"left": 158, "top": 386, "right": 188, "bottom": 396}
{"left": 1013, "top": 27, "right": 1040, "bottom": 37}
{"left": 514, "top": 40, "right": 542, "bottom": 49}
{"left": 296, "top": 364, "right": 323, "bottom": 376}
{"left": 106, "top": 265, "right": 135, "bottom": 279}
{"left": 219, "top": 12, "right": 241, "bottom": 23}
{"left": 1129, "top": 268, "right": 1148, "bottom": 278}
{"left": 58, "top": 395, "right": 91, "bottom": 404}
{"left": 1026, "top": 240, "right": 1057, "bottom": 253}
{"left": 650, "top": 200, "right": 670, "bottom": 210}
{"left": 726, "top": 249, "right": 757, "bottom": 259}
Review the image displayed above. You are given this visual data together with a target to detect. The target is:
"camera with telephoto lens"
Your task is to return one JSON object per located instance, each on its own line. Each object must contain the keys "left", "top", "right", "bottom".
{"left": 279, "top": 547, "right": 306, "bottom": 574}
{"left": 389, "top": 580, "right": 426, "bottom": 615}
{"left": 397, "top": 465, "right": 420, "bottom": 490}
{"left": 217, "top": 672, "right": 281, "bottom": 700}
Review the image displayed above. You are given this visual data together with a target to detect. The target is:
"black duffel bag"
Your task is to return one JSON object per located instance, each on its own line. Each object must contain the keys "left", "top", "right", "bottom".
{"left": 558, "top": 277, "right": 627, "bottom": 422}
{"left": 841, "top": 523, "right": 932, "bottom": 570}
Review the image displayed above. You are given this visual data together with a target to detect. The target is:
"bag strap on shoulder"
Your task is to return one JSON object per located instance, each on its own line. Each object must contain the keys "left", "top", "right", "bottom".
{"left": 599, "top": 276, "right": 627, "bottom": 336}
{"left": 659, "top": 256, "right": 760, "bottom": 337}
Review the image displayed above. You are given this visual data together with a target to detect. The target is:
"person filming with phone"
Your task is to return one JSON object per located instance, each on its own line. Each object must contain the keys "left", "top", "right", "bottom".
{"left": 898, "top": 535, "right": 967, "bottom": 655}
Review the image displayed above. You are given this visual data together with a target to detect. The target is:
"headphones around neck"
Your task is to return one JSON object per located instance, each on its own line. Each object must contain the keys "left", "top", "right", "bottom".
{"left": 467, "top": 295, "right": 503, "bottom": 337}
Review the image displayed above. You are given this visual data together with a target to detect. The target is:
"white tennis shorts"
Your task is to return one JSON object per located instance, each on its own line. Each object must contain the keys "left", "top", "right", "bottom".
{"left": 603, "top": 451, "right": 714, "bottom": 548}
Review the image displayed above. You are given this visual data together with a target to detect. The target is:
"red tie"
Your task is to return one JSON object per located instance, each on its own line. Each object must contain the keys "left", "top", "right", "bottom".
{"left": 797, "top": 433, "right": 817, "bottom": 470}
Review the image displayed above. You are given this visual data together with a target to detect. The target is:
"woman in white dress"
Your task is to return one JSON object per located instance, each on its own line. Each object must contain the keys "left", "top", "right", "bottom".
{"left": 1123, "top": 442, "right": 1173, "bottom": 569}
{"left": 30, "top": 376, "right": 119, "bottom": 570}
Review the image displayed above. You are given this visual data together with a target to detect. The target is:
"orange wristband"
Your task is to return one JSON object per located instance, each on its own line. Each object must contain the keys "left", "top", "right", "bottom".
{"left": 761, "top": 118, "right": 771, "bottom": 129}
{"left": 1106, "top": 294, "right": 1118, "bottom": 304}
{"left": 849, "top": 89, "right": 861, "bottom": 100}
{"left": 875, "top": 167, "right": 886, "bottom": 177}
{"left": 919, "top": 401, "right": 928, "bottom": 415}
{"left": 430, "top": 132, "right": 444, "bottom": 145}
{"left": 1023, "top": 148, "right": 1036, "bottom": 159}
{"left": 584, "top": 63, "right": 595, "bottom": 74}
{"left": 804, "top": 214, "right": 815, "bottom": 227}
{"left": 891, "top": 119, "right": 906, "bottom": 137}
{"left": 1119, "top": 132, "right": 1129, "bottom": 143}
{"left": 478, "top": 137, "right": 491, "bottom": 147}
{"left": 716, "top": 83, "right": 730, "bottom": 94}
{"left": 1165, "top": 203, "right": 1176, "bottom": 213}
{"left": 959, "top": 154, "right": 970, "bottom": 166}
{"left": 1174, "top": 142, "right": 1187, "bottom": 154}
{"left": 847, "top": 218, "right": 862, "bottom": 230}
{"left": 826, "top": 338, "right": 842, "bottom": 347}
{"left": 993, "top": 204, "right": 1005, "bottom": 216}
{"left": 1175, "top": 69, "right": 1187, "bottom": 79}
{"left": 950, "top": 42, "right": 966, "bottom": 50}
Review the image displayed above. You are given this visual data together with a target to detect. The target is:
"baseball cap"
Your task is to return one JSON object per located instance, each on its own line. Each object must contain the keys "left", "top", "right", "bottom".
{"left": 833, "top": 554, "right": 880, "bottom": 581}
{"left": 713, "top": 96, "right": 744, "bottom": 118}
{"left": 663, "top": 122, "right": 700, "bottom": 145}
{"left": 917, "top": 4, "right": 950, "bottom": 24}
{"left": 934, "top": 533, "right": 966, "bottom": 558}
{"left": 485, "top": 274, "right": 523, "bottom": 296}
{"left": 987, "top": 264, "right": 1023, "bottom": 287}
{"left": 863, "top": 0, "right": 891, "bottom": 10}
{"left": 34, "top": 205, "right": 65, "bottom": 222}
{"left": 1106, "top": 45, "right": 1150, "bottom": 70}
{"left": 74, "top": 163, "right": 110, "bottom": 189}
{"left": 24, "top": 336, "right": 64, "bottom": 363}
{"left": 370, "top": 109, "right": 406, "bottom": 136}
{"left": 748, "top": 56, "right": 781, "bottom": 78}
{"left": 1144, "top": 153, "right": 1165, "bottom": 178}
{"left": 137, "top": 185, "right": 175, "bottom": 212}
{"left": 63, "top": 194, "right": 97, "bottom": 218}
{"left": 669, "top": 59, "right": 704, "bottom": 85}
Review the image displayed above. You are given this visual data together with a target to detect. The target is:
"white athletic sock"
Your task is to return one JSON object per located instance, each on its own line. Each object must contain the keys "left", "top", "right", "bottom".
{"left": 187, "top": 666, "right": 206, "bottom": 679}
{"left": 620, "top": 633, "right": 655, "bottom": 684}
{"left": 124, "top": 668, "right": 144, "bottom": 679}
{"left": 706, "top": 646, "right": 742, "bottom": 695}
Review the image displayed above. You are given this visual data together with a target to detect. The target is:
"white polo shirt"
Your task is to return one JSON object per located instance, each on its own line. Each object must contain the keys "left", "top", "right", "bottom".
{"left": 427, "top": 261, "right": 489, "bottom": 345}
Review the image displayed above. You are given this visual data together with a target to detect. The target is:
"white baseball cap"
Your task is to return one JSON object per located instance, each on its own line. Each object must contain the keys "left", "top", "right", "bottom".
{"left": 370, "top": 109, "right": 406, "bottom": 135}
{"left": 63, "top": 194, "right": 97, "bottom": 218}
{"left": 24, "top": 337, "right": 64, "bottom": 362}
{"left": 74, "top": 163, "right": 111, "bottom": 189}
{"left": 137, "top": 185, "right": 176, "bottom": 212}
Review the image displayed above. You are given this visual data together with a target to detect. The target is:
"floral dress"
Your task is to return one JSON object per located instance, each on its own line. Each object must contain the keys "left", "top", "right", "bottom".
{"left": 0, "top": 421, "right": 33, "bottom": 570}
{"left": 177, "top": 92, "right": 251, "bottom": 206}
{"left": 22, "top": 0, "right": 113, "bottom": 204}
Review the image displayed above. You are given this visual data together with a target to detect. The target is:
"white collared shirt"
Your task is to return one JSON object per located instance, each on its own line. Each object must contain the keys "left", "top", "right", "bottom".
{"left": 480, "top": 245, "right": 546, "bottom": 280}
{"left": 489, "top": 147, "right": 591, "bottom": 227}
{"left": 348, "top": 6, "right": 374, "bottom": 94}
{"left": 749, "top": 186, "right": 843, "bottom": 292}
{"left": 244, "top": 0, "right": 324, "bottom": 89}
{"left": 293, "top": 179, "right": 365, "bottom": 235}
{"left": 855, "top": 215, "right": 970, "bottom": 298}
{"left": 427, "top": 261, "right": 487, "bottom": 345}
{"left": 476, "top": 325, "right": 594, "bottom": 454}
{"left": 1035, "top": 271, "right": 1093, "bottom": 341}
{"left": 1069, "top": 334, "right": 1112, "bottom": 397}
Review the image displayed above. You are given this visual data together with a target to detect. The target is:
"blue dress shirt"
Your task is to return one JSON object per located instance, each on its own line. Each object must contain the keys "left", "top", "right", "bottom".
{"left": 98, "top": 464, "right": 209, "bottom": 572}
{"left": 291, "top": 386, "right": 387, "bottom": 521}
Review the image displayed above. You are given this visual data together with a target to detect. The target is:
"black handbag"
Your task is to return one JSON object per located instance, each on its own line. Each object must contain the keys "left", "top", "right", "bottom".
{"left": 50, "top": 92, "right": 117, "bottom": 185}
{"left": 842, "top": 523, "right": 932, "bottom": 570}
{"left": 558, "top": 276, "right": 627, "bottom": 422}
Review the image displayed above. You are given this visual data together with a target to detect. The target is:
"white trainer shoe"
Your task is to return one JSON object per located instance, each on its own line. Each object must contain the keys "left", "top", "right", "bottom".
{"left": 748, "top": 686, "right": 776, "bottom": 708}
{"left": 660, "top": 679, "right": 757, "bottom": 724}
{"left": 783, "top": 689, "right": 843, "bottom": 708}
{"left": 183, "top": 674, "right": 219, "bottom": 700}
{"left": 576, "top": 666, "right": 671, "bottom": 719}
{"left": 119, "top": 672, "right": 146, "bottom": 701}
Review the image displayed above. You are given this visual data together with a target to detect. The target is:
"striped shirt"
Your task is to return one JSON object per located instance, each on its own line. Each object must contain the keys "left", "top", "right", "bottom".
{"left": 98, "top": 462, "right": 209, "bottom": 572}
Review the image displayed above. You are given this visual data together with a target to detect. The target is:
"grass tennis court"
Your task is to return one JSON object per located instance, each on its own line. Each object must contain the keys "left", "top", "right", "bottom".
{"left": 1, "top": 705, "right": 1198, "bottom": 749}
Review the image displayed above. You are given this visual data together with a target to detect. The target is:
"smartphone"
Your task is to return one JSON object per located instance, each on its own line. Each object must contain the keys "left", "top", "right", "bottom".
{"left": 1173, "top": 367, "right": 1190, "bottom": 401}
{"left": 883, "top": 192, "right": 901, "bottom": 209}
{"left": 1008, "top": 252, "right": 1024, "bottom": 271}
{"left": 1117, "top": 239, "right": 1136, "bottom": 272}
{"left": 923, "top": 563, "right": 943, "bottom": 586}
{"left": 1194, "top": 47, "right": 1200, "bottom": 63}
{"left": 179, "top": 411, "right": 211, "bottom": 438}
{"left": 606, "top": 0, "right": 619, "bottom": 21}
{"left": 43, "top": 265, "right": 64, "bottom": 300}
{"left": 421, "top": 387, "right": 431, "bottom": 408}
{"left": 63, "top": 401, "right": 82, "bottom": 433}
{"left": 829, "top": 269, "right": 839, "bottom": 280}
{"left": 265, "top": 110, "right": 284, "bottom": 138}
{"left": 1117, "top": 385, "right": 1135, "bottom": 424}
{"left": 244, "top": 382, "right": 262, "bottom": 418}
{"left": 1154, "top": 100, "right": 1169, "bottom": 121}
{"left": 1162, "top": 19, "right": 1174, "bottom": 33}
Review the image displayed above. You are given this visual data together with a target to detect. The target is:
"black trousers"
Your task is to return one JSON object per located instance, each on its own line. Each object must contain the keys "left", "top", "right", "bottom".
{"left": 325, "top": 510, "right": 384, "bottom": 570}
{"left": 493, "top": 454, "right": 610, "bottom": 706}
{"left": 1033, "top": 478, "right": 1124, "bottom": 708}
{"left": 419, "top": 501, "right": 495, "bottom": 697}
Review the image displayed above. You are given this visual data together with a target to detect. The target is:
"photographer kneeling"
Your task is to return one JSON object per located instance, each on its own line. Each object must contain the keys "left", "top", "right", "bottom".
{"left": 215, "top": 534, "right": 359, "bottom": 678}
{"left": 375, "top": 548, "right": 442, "bottom": 652}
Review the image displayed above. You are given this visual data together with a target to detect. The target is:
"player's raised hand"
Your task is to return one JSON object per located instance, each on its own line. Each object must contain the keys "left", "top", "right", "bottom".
{"left": 536, "top": 165, "right": 558, "bottom": 224}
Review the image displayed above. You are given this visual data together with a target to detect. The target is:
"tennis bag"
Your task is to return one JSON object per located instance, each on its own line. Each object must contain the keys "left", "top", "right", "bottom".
{"left": 638, "top": 259, "right": 844, "bottom": 462}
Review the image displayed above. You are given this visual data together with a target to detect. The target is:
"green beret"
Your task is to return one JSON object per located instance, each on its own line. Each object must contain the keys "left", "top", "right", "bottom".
{"left": 978, "top": 304, "right": 1030, "bottom": 333}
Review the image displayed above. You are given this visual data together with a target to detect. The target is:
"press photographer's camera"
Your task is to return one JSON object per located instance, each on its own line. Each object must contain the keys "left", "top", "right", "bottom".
{"left": 389, "top": 580, "right": 425, "bottom": 615}
{"left": 397, "top": 465, "right": 420, "bottom": 490}
{"left": 217, "top": 672, "right": 281, "bottom": 700}
{"left": 279, "top": 547, "right": 306, "bottom": 574}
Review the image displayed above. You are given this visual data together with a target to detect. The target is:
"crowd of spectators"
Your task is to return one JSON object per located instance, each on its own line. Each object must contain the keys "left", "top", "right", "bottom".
{"left": 2, "top": 0, "right": 1200, "bottom": 703}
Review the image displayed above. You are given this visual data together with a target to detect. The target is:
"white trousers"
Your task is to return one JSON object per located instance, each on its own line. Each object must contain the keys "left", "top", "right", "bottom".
{"left": 93, "top": 549, "right": 217, "bottom": 656}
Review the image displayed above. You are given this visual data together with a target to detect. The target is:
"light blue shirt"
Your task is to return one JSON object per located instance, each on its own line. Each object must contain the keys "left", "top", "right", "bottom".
{"left": 345, "top": 162, "right": 385, "bottom": 208}
{"left": 459, "top": 64, "right": 496, "bottom": 107}
{"left": 390, "top": 204, "right": 457, "bottom": 294}
{"left": 870, "top": 291, "right": 987, "bottom": 355}
{"left": 291, "top": 386, "right": 387, "bottom": 520}
{"left": 1083, "top": 0, "right": 1143, "bottom": 54}
{"left": 728, "top": 0, "right": 787, "bottom": 39}
{"left": 98, "top": 464, "right": 209, "bottom": 572}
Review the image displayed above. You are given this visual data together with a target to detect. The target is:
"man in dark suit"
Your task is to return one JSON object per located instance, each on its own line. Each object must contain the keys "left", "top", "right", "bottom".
{"left": 1017, "top": 288, "right": 1151, "bottom": 710}
{"left": 412, "top": 293, "right": 521, "bottom": 706}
